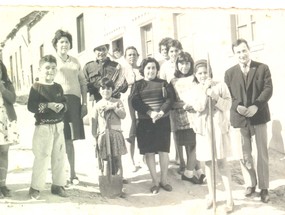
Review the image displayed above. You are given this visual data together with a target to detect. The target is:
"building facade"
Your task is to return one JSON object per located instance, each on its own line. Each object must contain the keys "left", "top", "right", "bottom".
{"left": 1, "top": 7, "right": 285, "bottom": 153}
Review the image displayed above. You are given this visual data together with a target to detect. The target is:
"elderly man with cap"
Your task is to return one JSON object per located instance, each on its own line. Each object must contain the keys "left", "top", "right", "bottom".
{"left": 83, "top": 42, "right": 128, "bottom": 103}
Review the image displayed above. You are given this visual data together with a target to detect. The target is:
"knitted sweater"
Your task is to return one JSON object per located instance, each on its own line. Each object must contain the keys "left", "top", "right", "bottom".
{"left": 54, "top": 55, "right": 87, "bottom": 98}
{"left": 92, "top": 98, "right": 126, "bottom": 136}
{"left": 132, "top": 78, "right": 174, "bottom": 119}
{"left": 27, "top": 82, "right": 67, "bottom": 125}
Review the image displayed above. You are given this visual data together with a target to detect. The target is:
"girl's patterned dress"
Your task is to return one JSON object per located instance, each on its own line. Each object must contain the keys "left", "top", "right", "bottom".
{"left": 93, "top": 98, "right": 127, "bottom": 160}
{"left": 0, "top": 94, "right": 19, "bottom": 146}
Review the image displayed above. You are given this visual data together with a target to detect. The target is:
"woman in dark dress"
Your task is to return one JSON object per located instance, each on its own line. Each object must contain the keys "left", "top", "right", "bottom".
{"left": 131, "top": 57, "right": 174, "bottom": 194}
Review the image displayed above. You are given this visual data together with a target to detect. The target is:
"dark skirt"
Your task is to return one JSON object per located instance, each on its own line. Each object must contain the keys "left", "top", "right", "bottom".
{"left": 137, "top": 116, "right": 171, "bottom": 154}
{"left": 97, "top": 129, "right": 127, "bottom": 160}
{"left": 175, "top": 128, "right": 196, "bottom": 146}
{"left": 63, "top": 95, "right": 85, "bottom": 140}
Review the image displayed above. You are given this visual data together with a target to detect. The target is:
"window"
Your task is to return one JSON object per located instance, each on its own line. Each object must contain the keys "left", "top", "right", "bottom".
{"left": 9, "top": 55, "right": 14, "bottom": 83}
{"left": 174, "top": 13, "right": 188, "bottom": 44}
{"left": 141, "top": 23, "right": 153, "bottom": 58}
{"left": 15, "top": 52, "right": 19, "bottom": 89}
{"left": 30, "top": 65, "right": 35, "bottom": 84}
{"left": 77, "top": 14, "right": 85, "bottom": 53}
{"left": 231, "top": 14, "right": 257, "bottom": 42}
{"left": 174, "top": 13, "right": 194, "bottom": 55}
{"left": 40, "top": 44, "right": 44, "bottom": 58}
{"left": 112, "top": 37, "right": 124, "bottom": 55}
{"left": 19, "top": 46, "right": 23, "bottom": 70}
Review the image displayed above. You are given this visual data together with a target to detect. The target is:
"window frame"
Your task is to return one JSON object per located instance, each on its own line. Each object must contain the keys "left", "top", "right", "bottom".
{"left": 140, "top": 23, "right": 153, "bottom": 58}
{"left": 231, "top": 14, "right": 257, "bottom": 42}
{"left": 76, "top": 14, "right": 85, "bottom": 53}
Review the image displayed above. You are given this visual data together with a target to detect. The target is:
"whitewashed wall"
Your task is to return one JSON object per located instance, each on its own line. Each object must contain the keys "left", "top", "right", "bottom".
{"left": 2, "top": 8, "right": 285, "bottom": 153}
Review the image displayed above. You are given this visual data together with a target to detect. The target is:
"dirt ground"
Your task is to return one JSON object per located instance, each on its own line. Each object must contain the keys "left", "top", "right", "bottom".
{"left": 1, "top": 103, "right": 285, "bottom": 215}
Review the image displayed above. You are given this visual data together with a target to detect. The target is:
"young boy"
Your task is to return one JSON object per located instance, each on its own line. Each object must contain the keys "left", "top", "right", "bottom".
{"left": 28, "top": 55, "right": 68, "bottom": 200}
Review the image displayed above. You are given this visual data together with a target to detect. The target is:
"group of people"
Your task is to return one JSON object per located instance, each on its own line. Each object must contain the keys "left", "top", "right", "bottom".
{"left": 0, "top": 28, "right": 272, "bottom": 214}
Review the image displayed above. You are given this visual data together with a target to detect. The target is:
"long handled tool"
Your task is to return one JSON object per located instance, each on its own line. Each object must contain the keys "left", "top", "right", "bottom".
{"left": 98, "top": 111, "right": 123, "bottom": 198}
{"left": 207, "top": 54, "right": 217, "bottom": 214}
{"left": 105, "top": 124, "right": 112, "bottom": 182}
{"left": 209, "top": 95, "right": 217, "bottom": 213}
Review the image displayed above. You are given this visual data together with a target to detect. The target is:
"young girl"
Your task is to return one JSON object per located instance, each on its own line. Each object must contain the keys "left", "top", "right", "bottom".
{"left": 170, "top": 52, "right": 205, "bottom": 184}
{"left": 159, "top": 39, "right": 185, "bottom": 173}
{"left": 91, "top": 77, "right": 127, "bottom": 191}
{"left": 190, "top": 59, "right": 234, "bottom": 213}
{"left": 158, "top": 37, "right": 172, "bottom": 66}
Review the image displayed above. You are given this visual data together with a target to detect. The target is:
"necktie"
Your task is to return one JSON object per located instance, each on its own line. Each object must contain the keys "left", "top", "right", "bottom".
{"left": 242, "top": 64, "right": 248, "bottom": 77}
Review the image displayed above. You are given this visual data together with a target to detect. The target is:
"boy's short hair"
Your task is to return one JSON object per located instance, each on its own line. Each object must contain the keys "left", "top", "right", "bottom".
{"left": 99, "top": 77, "right": 115, "bottom": 90}
{"left": 39, "top": 55, "right": 57, "bottom": 67}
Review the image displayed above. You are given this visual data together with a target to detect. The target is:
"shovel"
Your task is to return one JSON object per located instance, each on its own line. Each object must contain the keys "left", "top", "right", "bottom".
{"left": 98, "top": 112, "right": 123, "bottom": 198}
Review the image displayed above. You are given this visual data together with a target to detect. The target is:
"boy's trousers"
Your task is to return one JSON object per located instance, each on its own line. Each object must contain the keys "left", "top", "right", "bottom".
{"left": 31, "top": 122, "right": 66, "bottom": 190}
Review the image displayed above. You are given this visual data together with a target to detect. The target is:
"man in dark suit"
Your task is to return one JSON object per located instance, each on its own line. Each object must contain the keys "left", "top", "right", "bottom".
{"left": 225, "top": 39, "right": 273, "bottom": 203}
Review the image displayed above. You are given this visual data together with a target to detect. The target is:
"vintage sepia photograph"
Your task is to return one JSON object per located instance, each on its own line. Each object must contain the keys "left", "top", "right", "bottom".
{"left": 0, "top": 2, "right": 284, "bottom": 214}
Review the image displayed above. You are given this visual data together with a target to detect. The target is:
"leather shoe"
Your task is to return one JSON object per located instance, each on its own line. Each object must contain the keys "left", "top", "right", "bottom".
{"left": 29, "top": 187, "right": 40, "bottom": 200}
{"left": 150, "top": 185, "right": 160, "bottom": 194}
{"left": 199, "top": 174, "right": 206, "bottom": 184}
{"left": 51, "top": 185, "right": 68, "bottom": 197}
{"left": 159, "top": 183, "right": 172, "bottom": 192}
{"left": 0, "top": 186, "right": 12, "bottom": 197}
{"left": 260, "top": 189, "right": 270, "bottom": 203}
{"left": 182, "top": 174, "right": 200, "bottom": 184}
{"left": 245, "top": 186, "right": 256, "bottom": 197}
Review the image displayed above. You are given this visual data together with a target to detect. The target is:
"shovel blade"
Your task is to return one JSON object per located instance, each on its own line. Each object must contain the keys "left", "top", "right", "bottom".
{"left": 99, "top": 175, "right": 123, "bottom": 198}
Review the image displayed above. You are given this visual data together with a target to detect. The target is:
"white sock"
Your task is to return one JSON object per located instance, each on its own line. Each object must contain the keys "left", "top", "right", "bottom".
{"left": 184, "top": 170, "right": 194, "bottom": 178}
{"left": 196, "top": 169, "right": 204, "bottom": 177}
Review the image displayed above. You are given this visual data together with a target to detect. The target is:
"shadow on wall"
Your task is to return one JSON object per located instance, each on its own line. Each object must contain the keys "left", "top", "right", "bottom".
{"left": 269, "top": 120, "right": 285, "bottom": 154}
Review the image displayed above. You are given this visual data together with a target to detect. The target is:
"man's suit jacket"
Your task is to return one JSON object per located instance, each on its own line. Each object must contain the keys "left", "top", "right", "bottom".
{"left": 225, "top": 60, "right": 273, "bottom": 128}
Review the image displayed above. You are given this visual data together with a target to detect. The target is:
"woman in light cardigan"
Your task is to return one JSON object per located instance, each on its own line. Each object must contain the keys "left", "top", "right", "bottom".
{"left": 52, "top": 29, "right": 88, "bottom": 185}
